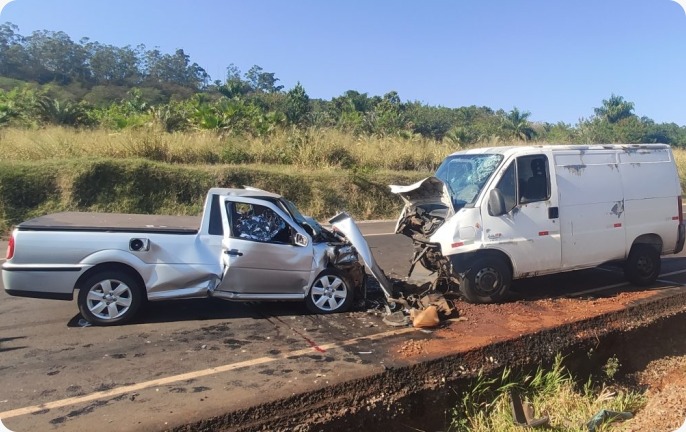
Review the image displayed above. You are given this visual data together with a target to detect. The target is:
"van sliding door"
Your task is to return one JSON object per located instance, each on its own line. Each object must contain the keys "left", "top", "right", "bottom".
{"left": 555, "top": 151, "right": 626, "bottom": 268}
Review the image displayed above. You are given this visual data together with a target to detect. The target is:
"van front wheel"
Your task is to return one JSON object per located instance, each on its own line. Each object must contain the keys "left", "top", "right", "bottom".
{"left": 460, "top": 257, "right": 511, "bottom": 303}
{"left": 624, "top": 245, "right": 661, "bottom": 286}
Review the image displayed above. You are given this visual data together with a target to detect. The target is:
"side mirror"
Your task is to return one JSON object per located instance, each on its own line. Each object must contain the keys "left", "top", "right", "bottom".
{"left": 488, "top": 188, "right": 507, "bottom": 217}
{"left": 293, "top": 232, "right": 309, "bottom": 247}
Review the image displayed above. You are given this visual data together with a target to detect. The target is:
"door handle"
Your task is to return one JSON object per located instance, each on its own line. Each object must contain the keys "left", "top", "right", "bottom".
{"left": 224, "top": 249, "right": 243, "bottom": 256}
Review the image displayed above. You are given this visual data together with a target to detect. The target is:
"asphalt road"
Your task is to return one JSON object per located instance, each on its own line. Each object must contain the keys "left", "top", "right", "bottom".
{"left": 1, "top": 222, "right": 685, "bottom": 431}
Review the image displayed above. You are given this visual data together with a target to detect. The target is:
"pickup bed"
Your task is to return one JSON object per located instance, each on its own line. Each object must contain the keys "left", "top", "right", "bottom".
{"left": 3, "top": 187, "right": 370, "bottom": 325}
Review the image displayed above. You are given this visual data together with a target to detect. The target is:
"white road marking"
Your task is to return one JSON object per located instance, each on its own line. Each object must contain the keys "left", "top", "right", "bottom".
{"left": 0, "top": 326, "right": 416, "bottom": 420}
{"left": 362, "top": 232, "right": 396, "bottom": 237}
{"left": 568, "top": 267, "right": 686, "bottom": 297}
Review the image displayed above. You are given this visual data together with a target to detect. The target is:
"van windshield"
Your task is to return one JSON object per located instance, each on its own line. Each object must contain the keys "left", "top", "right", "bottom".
{"left": 435, "top": 154, "right": 504, "bottom": 208}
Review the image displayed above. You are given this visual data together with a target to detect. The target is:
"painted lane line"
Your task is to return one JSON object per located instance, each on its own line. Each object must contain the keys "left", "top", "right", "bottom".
{"left": 362, "top": 232, "right": 396, "bottom": 237}
{"left": 658, "top": 268, "right": 686, "bottom": 278}
{"left": 0, "top": 326, "right": 416, "bottom": 420}
{"left": 566, "top": 281, "right": 630, "bottom": 297}
{"left": 568, "top": 270, "right": 686, "bottom": 297}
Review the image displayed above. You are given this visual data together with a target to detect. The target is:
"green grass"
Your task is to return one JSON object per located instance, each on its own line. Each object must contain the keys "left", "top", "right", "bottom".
{"left": 449, "top": 355, "right": 646, "bottom": 432}
{"left": 0, "top": 158, "right": 428, "bottom": 235}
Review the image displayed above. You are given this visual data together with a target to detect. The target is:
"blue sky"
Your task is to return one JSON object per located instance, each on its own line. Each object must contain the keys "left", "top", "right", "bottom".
{"left": 1, "top": 0, "right": 686, "bottom": 125}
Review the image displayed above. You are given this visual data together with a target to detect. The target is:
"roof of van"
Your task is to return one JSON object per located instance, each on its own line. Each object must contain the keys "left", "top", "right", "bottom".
{"left": 450, "top": 143, "right": 671, "bottom": 157}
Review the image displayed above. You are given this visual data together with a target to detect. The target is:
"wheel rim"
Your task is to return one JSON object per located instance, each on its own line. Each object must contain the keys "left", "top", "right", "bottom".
{"left": 473, "top": 266, "right": 503, "bottom": 296}
{"left": 310, "top": 275, "right": 347, "bottom": 312}
{"left": 636, "top": 255, "right": 655, "bottom": 276}
{"left": 86, "top": 279, "right": 133, "bottom": 321}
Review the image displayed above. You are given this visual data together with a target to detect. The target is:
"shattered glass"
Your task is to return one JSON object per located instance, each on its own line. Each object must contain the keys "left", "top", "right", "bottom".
{"left": 233, "top": 205, "right": 287, "bottom": 242}
{"left": 435, "top": 154, "right": 503, "bottom": 208}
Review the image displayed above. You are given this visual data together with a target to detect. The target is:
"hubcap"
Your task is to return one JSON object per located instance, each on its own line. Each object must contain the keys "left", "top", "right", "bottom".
{"left": 310, "top": 275, "right": 347, "bottom": 312}
{"left": 86, "top": 279, "right": 133, "bottom": 320}
{"left": 474, "top": 267, "right": 502, "bottom": 296}
{"left": 636, "top": 256, "right": 654, "bottom": 275}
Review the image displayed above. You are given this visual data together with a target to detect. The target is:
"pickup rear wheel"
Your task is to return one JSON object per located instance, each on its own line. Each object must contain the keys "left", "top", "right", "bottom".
{"left": 78, "top": 271, "right": 143, "bottom": 326}
{"left": 624, "top": 244, "right": 661, "bottom": 286}
{"left": 306, "top": 269, "right": 353, "bottom": 314}
{"left": 460, "top": 256, "right": 511, "bottom": 304}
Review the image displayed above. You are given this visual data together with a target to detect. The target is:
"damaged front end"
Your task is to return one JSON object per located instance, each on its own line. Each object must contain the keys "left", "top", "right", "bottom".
{"left": 330, "top": 211, "right": 456, "bottom": 326}
{"left": 324, "top": 241, "right": 365, "bottom": 296}
{"left": 391, "top": 177, "right": 455, "bottom": 286}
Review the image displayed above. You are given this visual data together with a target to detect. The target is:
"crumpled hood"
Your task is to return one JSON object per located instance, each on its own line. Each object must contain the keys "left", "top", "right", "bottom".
{"left": 390, "top": 176, "right": 453, "bottom": 210}
{"left": 329, "top": 212, "right": 394, "bottom": 299}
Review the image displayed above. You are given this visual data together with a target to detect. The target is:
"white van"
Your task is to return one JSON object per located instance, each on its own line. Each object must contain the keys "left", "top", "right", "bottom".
{"left": 392, "top": 144, "right": 685, "bottom": 303}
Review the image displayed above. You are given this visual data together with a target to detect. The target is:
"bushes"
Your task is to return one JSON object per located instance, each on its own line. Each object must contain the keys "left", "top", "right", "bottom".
{"left": 0, "top": 159, "right": 427, "bottom": 235}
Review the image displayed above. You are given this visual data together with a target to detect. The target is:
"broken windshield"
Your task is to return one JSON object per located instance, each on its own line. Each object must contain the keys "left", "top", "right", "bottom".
{"left": 435, "top": 154, "right": 504, "bottom": 208}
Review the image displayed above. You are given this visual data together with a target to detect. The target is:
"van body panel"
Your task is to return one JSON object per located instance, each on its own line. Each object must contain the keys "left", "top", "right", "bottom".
{"left": 555, "top": 151, "right": 626, "bottom": 268}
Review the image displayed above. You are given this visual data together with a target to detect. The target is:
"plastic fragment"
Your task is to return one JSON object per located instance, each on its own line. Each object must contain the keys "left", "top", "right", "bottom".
{"left": 586, "top": 409, "right": 633, "bottom": 432}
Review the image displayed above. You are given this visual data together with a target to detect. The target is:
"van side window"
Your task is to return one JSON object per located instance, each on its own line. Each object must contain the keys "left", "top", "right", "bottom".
{"left": 228, "top": 202, "right": 291, "bottom": 244}
{"left": 518, "top": 155, "right": 550, "bottom": 203}
{"left": 494, "top": 162, "right": 517, "bottom": 213}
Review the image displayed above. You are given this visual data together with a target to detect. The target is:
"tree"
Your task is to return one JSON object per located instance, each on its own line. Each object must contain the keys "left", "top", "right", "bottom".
{"left": 594, "top": 94, "right": 635, "bottom": 124}
{"left": 285, "top": 82, "right": 310, "bottom": 126}
{"left": 85, "top": 42, "right": 140, "bottom": 85}
{"left": 501, "top": 107, "right": 535, "bottom": 141}
{"left": 0, "top": 23, "right": 30, "bottom": 79}
{"left": 245, "top": 65, "right": 283, "bottom": 93}
{"left": 24, "top": 30, "right": 88, "bottom": 84}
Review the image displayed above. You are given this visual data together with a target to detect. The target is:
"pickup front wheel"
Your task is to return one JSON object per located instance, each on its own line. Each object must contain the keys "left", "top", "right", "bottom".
{"left": 78, "top": 271, "right": 143, "bottom": 325}
{"left": 305, "top": 269, "right": 353, "bottom": 314}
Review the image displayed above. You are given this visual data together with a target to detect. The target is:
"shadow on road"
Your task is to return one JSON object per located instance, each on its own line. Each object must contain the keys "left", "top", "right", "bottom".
{"left": 66, "top": 297, "right": 315, "bottom": 327}
{"left": 0, "top": 335, "right": 27, "bottom": 353}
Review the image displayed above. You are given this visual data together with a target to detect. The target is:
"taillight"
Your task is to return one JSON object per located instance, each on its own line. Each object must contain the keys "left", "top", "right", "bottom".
{"left": 6, "top": 235, "right": 14, "bottom": 260}
{"left": 679, "top": 196, "right": 684, "bottom": 224}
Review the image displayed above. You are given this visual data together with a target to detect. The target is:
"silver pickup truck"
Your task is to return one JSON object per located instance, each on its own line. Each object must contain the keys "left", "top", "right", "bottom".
{"left": 2, "top": 187, "right": 377, "bottom": 325}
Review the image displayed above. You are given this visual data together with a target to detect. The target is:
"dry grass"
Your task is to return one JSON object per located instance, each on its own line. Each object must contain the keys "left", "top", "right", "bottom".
{"left": 0, "top": 126, "right": 459, "bottom": 171}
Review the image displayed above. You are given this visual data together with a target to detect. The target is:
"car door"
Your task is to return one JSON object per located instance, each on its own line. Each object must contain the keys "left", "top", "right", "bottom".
{"left": 215, "top": 196, "right": 314, "bottom": 295}
{"left": 481, "top": 153, "right": 562, "bottom": 276}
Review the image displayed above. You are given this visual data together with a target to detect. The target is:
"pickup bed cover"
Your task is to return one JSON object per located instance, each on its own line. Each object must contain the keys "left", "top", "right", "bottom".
{"left": 17, "top": 212, "right": 200, "bottom": 234}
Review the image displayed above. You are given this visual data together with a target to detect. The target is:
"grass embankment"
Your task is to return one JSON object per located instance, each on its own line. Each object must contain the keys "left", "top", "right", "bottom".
{"left": 2, "top": 126, "right": 685, "bottom": 236}
{"left": 451, "top": 355, "right": 645, "bottom": 432}
{"left": 0, "top": 158, "right": 428, "bottom": 235}
{"left": 0, "top": 127, "right": 452, "bottom": 234}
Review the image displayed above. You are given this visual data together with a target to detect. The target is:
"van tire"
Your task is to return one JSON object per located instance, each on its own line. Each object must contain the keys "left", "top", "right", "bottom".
{"left": 460, "top": 256, "right": 511, "bottom": 303}
{"left": 624, "top": 244, "right": 661, "bottom": 286}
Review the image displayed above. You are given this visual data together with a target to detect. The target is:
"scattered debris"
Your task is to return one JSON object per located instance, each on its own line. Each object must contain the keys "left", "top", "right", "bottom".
{"left": 382, "top": 311, "right": 410, "bottom": 327}
{"left": 510, "top": 391, "right": 549, "bottom": 428}
{"left": 77, "top": 318, "right": 92, "bottom": 327}
{"left": 397, "top": 340, "right": 426, "bottom": 357}
{"left": 586, "top": 409, "right": 632, "bottom": 431}
{"left": 411, "top": 306, "right": 439, "bottom": 328}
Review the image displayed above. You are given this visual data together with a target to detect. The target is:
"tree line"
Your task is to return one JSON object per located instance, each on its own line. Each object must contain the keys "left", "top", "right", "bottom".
{"left": 1, "top": 23, "right": 685, "bottom": 146}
